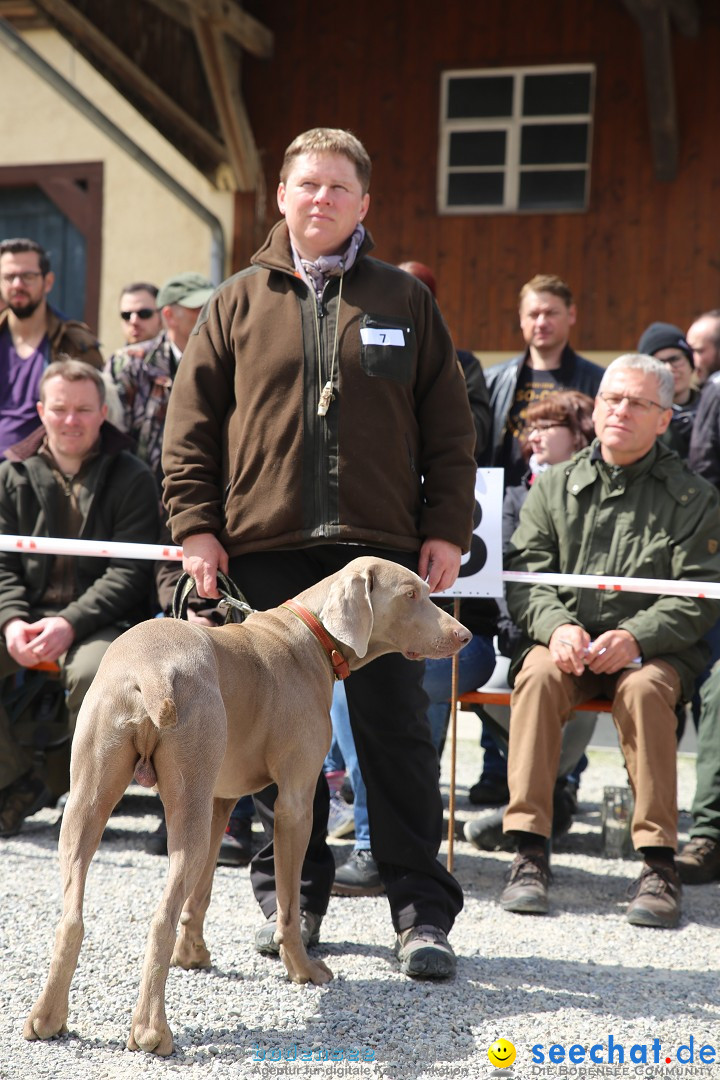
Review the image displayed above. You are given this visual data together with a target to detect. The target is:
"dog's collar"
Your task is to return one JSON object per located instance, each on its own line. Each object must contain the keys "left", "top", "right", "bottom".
{"left": 281, "top": 599, "right": 350, "bottom": 681}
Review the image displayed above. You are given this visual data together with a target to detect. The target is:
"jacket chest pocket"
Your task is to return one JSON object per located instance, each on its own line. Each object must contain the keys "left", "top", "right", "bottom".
{"left": 359, "top": 314, "right": 415, "bottom": 384}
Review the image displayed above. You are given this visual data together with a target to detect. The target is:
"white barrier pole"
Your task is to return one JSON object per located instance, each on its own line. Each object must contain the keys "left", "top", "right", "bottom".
{"left": 3, "top": 534, "right": 720, "bottom": 599}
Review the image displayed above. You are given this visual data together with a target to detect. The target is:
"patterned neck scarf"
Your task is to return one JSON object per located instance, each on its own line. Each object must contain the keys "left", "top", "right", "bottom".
{"left": 293, "top": 225, "right": 365, "bottom": 299}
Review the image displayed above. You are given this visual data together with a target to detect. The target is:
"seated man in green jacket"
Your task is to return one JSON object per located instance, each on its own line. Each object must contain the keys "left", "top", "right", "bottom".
{"left": 0, "top": 358, "right": 158, "bottom": 837}
{"left": 500, "top": 353, "right": 720, "bottom": 928}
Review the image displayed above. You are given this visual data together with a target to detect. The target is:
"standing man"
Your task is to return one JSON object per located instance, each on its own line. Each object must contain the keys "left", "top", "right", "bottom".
{"left": 107, "top": 271, "right": 215, "bottom": 491}
{"left": 499, "top": 354, "right": 720, "bottom": 927}
{"left": 115, "top": 282, "right": 162, "bottom": 350}
{"left": 484, "top": 274, "right": 603, "bottom": 485}
{"left": 162, "top": 128, "right": 477, "bottom": 978}
{"left": 687, "top": 309, "right": 720, "bottom": 488}
{"left": 0, "top": 359, "right": 157, "bottom": 837}
{"left": 0, "top": 238, "right": 103, "bottom": 455}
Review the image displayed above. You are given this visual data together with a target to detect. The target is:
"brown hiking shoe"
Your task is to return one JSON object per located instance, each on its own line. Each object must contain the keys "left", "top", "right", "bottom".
{"left": 626, "top": 863, "right": 682, "bottom": 928}
{"left": 500, "top": 851, "right": 551, "bottom": 914}
{"left": 676, "top": 836, "right": 720, "bottom": 885}
{"left": 0, "top": 773, "right": 52, "bottom": 838}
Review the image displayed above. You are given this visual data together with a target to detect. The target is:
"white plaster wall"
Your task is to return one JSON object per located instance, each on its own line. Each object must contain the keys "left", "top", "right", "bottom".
{"left": 0, "top": 28, "right": 234, "bottom": 353}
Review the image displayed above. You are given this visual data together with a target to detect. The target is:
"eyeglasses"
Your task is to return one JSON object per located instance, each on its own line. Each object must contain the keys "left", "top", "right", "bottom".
{"left": 527, "top": 421, "right": 569, "bottom": 433}
{"left": 656, "top": 353, "right": 690, "bottom": 368}
{"left": 1, "top": 271, "right": 44, "bottom": 285}
{"left": 120, "top": 308, "right": 158, "bottom": 320}
{"left": 598, "top": 391, "right": 665, "bottom": 414}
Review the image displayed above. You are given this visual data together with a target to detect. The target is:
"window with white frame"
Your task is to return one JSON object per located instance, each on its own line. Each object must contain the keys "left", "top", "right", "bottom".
{"left": 438, "top": 65, "right": 595, "bottom": 214}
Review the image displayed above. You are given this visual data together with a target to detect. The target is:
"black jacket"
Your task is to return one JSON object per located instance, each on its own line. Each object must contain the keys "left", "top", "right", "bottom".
{"left": 688, "top": 375, "right": 720, "bottom": 489}
{"left": 483, "top": 345, "right": 604, "bottom": 470}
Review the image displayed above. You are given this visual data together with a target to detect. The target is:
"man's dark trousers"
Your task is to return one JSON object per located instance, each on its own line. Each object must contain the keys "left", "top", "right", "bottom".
{"left": 228, "top": 544, "right": 464, "bottom": 934}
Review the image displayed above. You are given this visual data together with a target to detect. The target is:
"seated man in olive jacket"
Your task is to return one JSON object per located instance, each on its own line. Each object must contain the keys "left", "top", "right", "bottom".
{"left": 0, "top": 358, "right": 158, "bottom": 837}
{"left": 500, "top": 353, "right": 720, "bottom": 929}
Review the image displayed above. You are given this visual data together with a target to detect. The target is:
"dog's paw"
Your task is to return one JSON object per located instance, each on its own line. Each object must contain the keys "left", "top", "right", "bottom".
{"left": 127, "top": 1018, "right": 174, "bottom": 1056}
{"left": 281, "top": 946, "right": 333, "bottom": 985}
{"left": 171, "top": 936, "right": 211, "bottom": 970}
{"left": 23, "top": 1002, "right": 69, "bottom": 1041}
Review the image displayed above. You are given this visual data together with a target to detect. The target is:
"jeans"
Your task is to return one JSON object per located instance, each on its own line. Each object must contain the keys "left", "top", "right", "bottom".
{"left": 326, "top": 633, "right": 496, "bottom": 853}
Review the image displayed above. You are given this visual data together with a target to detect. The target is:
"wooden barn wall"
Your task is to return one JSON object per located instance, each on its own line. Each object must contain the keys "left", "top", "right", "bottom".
{"left": 240, "top": 0, "right": 720, "bottom": 356}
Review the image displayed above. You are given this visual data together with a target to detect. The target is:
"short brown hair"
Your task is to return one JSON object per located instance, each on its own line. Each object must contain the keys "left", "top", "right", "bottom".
{"left": 280, "top": 128, "right": 372, "bottom": 194}
{"left": 521, "top": 390, "right": 595, "bottom": 461}
{"left": 519, "top": 274, "right": 574, "bottom": 309}
{"left": 39, "top": 357, "right": 106, "bottom": 406}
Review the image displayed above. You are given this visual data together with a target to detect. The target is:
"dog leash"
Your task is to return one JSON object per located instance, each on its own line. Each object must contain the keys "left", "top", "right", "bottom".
{"left": 281, "top": 598, "right": 350, "bottom": 680}
{"left": 171, "top": 570, "right": 255, "bottom": 624}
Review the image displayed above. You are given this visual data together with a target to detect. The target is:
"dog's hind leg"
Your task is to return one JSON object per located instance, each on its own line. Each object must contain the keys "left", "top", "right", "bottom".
{"left": 127, "top": 733, "right": 225, "bottom": 1056}
{"left": 170, "top": 795, "right": 235, "bottom": 970}
{"left": 24, "top": 725, "right": 137, "bottom": 1044}
{"left": 274, "top": 783, "right": 333, "bottom": 986}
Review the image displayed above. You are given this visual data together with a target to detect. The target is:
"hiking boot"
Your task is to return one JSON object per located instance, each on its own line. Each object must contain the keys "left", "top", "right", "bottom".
{"left": 217, "top": 816, "right": 253, "bottom": 867}
{"left": 500, "top": 851, "right": 551, "bottom": 914}
{"left": 327, "top": 789, "right": 355, "bottom": 839}
{"left": 464, "top": 805, "right": 512, "bottom": 852}
{"left": 626, "top": 863, "right": 682, "bottom": 928}
{"left": 0, "top": 773, "right": 51, "bottom": 837}
{"left": 394, "top": 925, "right": 456, "bottom": 979}
{"left": 254, "top": 910, "right": 323, "bottom": 956}
{"left": 332, "top": 849, "right": 385, "bottom": 896}
{"left": 468, "top": 775, "right": 510, "bottom": 806}
{"left": 676, "top": 836, "right": 720, "bottom": 885}
{"left": 145, "top": 818, "right": 167, "bottom": 856}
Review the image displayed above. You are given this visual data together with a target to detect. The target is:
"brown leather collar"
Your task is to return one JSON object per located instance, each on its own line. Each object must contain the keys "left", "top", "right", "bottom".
{"left": 281, "top": 599, "right": 350, "bottom": 680}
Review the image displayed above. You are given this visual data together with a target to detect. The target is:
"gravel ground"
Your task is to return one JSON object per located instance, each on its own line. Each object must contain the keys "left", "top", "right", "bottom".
{"left": 2, "top": 713, "right": 719, "bottom": 1080}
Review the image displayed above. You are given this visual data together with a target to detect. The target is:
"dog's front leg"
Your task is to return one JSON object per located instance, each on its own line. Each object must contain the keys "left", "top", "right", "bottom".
{"left": 274, "top": 789, "right": 333, "bottom": 986}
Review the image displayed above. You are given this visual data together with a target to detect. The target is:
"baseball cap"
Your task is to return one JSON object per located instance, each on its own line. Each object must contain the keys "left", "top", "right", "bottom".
{"left": 157, "top": 271, "right": 215, "bottom": 309}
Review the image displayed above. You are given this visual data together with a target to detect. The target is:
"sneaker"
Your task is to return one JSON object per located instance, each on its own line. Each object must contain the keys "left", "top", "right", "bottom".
{"left": 500, "top": 851, "right": 551, "bottom": 914}
{"left": 327, "top": 789, "right": 355, "bottom": 839}
{"left": 332, "top": 849, "right": 385, "bottom": 896}
{"left": 464, "top": 805, "right": 512, "bottom": 852}
{"left": 394, "top": 925, "right": 456, "bottom": 979}
{"left": 0, "top": 773, "right": 51, "bottom": 837}
{"left": 254, "top": 910, "right": 323, "bottom": 956}
{"left": 468, "top": 775, "right": 510, "bottom": 806}
{"left": 676, "top": 836, "right": 720, "bottom": 885}
{"left": 145, "top": 818, "right": 167, "bottom": 856}
{"left": 217, "top": 816, "right": 253, "bottom": 867}
{"left": 626, "top": 863, "right": 682, "bottom": 928}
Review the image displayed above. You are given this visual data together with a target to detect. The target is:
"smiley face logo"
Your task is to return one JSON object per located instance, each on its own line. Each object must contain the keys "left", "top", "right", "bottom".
{"left": 488, "top": 1038, "right": 516, "bottom": 1068}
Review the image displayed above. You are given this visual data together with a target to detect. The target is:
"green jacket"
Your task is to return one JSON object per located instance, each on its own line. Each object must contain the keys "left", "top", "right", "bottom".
{"left": 506, "top": 440, "right": 720, "bottom": 699}
{"left": 0, "top": 424, "right": 158, "bottom": 641}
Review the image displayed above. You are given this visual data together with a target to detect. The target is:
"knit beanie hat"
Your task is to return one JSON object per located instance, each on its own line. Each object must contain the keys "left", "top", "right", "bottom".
{"left": 637, "top": 321, "right": 693, "bottom": 362}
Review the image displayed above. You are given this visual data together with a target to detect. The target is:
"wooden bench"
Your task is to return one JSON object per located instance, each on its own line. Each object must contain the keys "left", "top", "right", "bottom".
{"left": 458, "top": 689, "right": 613, "bottom": 714}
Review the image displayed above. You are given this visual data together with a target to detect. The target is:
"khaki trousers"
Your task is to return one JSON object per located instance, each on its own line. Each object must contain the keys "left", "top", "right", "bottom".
{"left": 504, "top": 645, "right": 681, "bottom": 850}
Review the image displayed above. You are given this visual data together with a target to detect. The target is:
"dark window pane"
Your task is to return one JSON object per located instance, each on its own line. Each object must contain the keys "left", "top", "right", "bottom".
{"left": 521, "top": 123, "right": 588, "bottom": 165}
{"left": 447, "top": 172, "right": 504, "bottom": 206}
{"left": 523, "top": 73, "right": 592, "bottom": 116}
{"left": 447, "top": 76, "right": 513, "bottom": 118}
{"left": 449, "top": 130, "right": 506, "bottom": 167}
{"left": 519, "top": 170, "right": 588, "bottom": 210}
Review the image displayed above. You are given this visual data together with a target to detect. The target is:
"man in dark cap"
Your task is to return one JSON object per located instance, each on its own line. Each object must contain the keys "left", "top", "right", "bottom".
{"left": 637, "top": 321, "right": 698, "bottom": 458}
{"left": 106, "top": 271, "right": 215, "bottom": 488}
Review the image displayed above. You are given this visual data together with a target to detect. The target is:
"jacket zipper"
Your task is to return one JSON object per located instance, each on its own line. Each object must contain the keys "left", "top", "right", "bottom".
{"left": 312, "top": 294, "right": 330, "bottom": 536}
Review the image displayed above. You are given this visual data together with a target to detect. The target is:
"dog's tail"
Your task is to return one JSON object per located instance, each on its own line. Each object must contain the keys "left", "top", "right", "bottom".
{"left": 139, "top": 672, "right": 179, "bottom": 731}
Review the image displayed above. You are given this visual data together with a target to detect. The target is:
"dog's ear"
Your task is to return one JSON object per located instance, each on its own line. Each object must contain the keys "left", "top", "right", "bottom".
{"left": 318, "top": 569, "right": 374, "bottom": 658}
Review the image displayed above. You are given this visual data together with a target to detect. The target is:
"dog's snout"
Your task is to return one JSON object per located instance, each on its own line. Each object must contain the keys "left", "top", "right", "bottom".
{"left": 455, "top": 627, "right": 472, "bottom": 645}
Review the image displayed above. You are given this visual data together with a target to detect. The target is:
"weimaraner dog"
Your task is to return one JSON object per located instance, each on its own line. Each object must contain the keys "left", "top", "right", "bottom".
{"left": 24, "top": 556, "right": 470, "bottom": 1056}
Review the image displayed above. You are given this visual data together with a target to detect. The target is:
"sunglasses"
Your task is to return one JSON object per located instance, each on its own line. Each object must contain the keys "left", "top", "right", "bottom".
{"left": 120, "top": 308, "right": 158, "bottom": 321}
